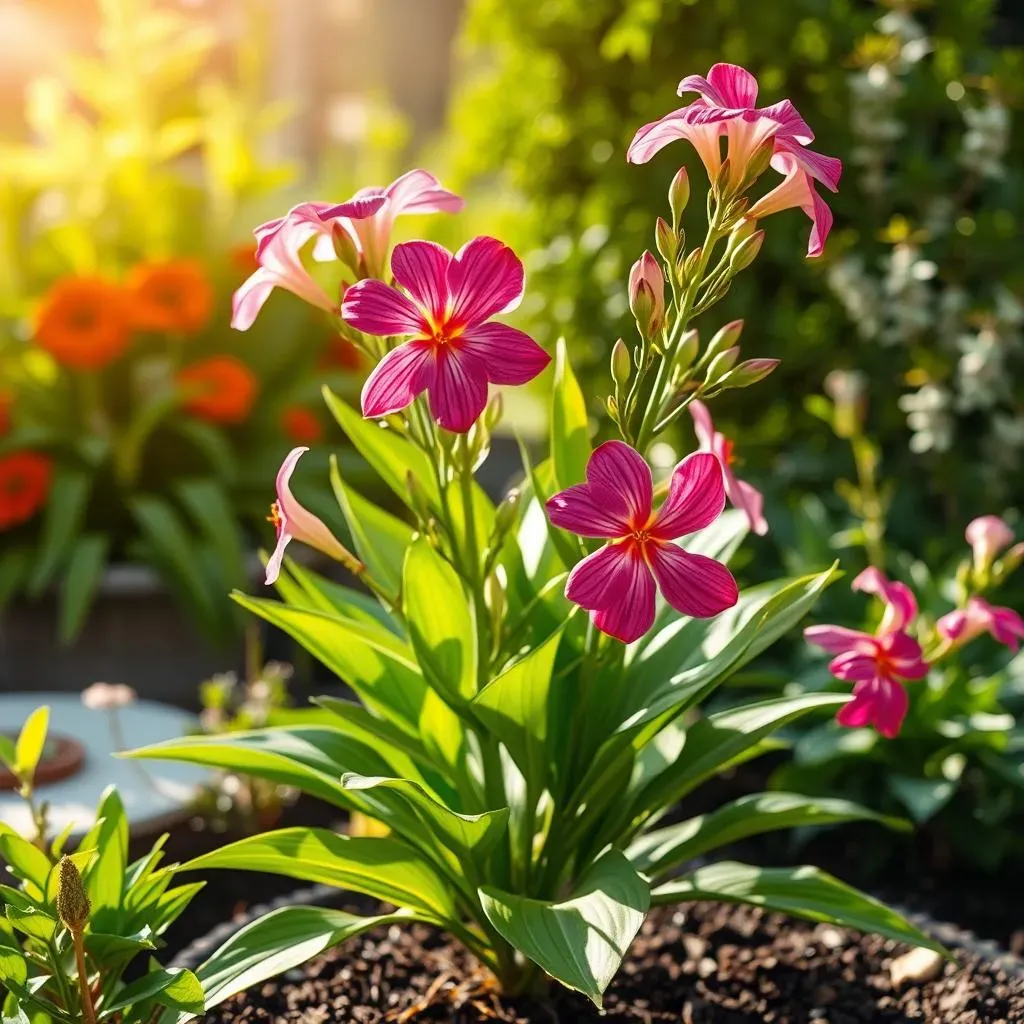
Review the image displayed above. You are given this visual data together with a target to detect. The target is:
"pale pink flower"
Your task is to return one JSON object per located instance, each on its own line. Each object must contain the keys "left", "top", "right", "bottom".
{"left": 82, "top": 682, "right": 137, "bottom": 711}
{"left": 628, "top": 251, "right": 666, "bottom": 334}
{"left": 341, "top": 236, "right": 550, "bottom": 433}
{"left": 851, "top": 566, "right": 918, "bottom": 635}
{"left": 232, "top": 195, "right": 384, "bottom": 331}
{"left": 266, "top": 447, "right": 362, "bottom": 585}
{"left": 804, "top": 568, "right": 926, "bottom": 738}
{"left": 318, "top": 170, "right": 464, "bottom": 279}
{"left": 965, "top": 515, "right": 1015, "bottom": 572}
{"left": 689, "top": 400, "right": 767, "bottom": 536}
{"left": 546, "top": 441, "right": 738, "bottom": 643}
{"left": 627, "top": 63, "right": 841, "bottom": 257}
{"left": 937, "top": 596, "right": 1024, "bottom": 653}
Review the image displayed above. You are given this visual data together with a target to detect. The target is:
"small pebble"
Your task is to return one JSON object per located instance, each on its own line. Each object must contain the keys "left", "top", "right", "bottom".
{"left": 890, "top": 947, "right": 945, "bottom": 988}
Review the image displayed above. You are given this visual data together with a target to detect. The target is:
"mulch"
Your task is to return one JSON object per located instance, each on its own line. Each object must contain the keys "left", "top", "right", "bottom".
{"left": 197, "top": 900, "right": 1024, "bottom": 1024}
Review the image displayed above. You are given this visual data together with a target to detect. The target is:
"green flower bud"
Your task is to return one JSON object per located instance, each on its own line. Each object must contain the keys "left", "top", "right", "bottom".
{"left": 717, "top": 358, "right": 781, "bottom": 390}
{"left": 56, "top": 857, "right": 90, "bottom": 932}
{"left": 332, "top": 222, "right": 362, "bottom": 276}
{"left": 668, "top": 166, "right": 690, "bottom": 225}
{"left": 654, "top": 216, "right": 679, "bottom": 266}
{"left": 702, "top": 320, "right": 744, "bottom": 367}
{"left": 704, "top": 346, "right": 741, "bottom": 385}
{"left": 484, "top": 392, "right": 504, "bottom": 432}
{"left": 729, "top": 229, "right": 765, "bottom": 272}
{"left": 611, "top": 339, "right": 632, "bottom": 387}
{"left": 676, "top": 329, "right": 700, "bottom": 373}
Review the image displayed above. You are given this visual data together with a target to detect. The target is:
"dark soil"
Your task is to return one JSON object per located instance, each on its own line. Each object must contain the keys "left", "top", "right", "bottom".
{"left": 199, "top": 900, "right": 1024, "bottom": 1024}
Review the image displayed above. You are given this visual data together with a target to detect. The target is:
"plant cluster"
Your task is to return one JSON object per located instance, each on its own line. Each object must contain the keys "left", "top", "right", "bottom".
{"left": 0, "top": 0, "right": 372, "bottom": 644}
{"left": 118, "top": 62, "right": 948, "bottom": 1007}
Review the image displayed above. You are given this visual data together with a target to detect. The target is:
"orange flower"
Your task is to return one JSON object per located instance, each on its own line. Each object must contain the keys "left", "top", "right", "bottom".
{"left": 230, "top": 243, "right": 259, "bottom": 277}
{"left": 0, "top": 452, "right": 52, "bottom": 531}
{"left": 281, "top": 405, "right": 323, "bottom": 444}
{"left": 34, "top": 276, "right": 131, "bottom": 370}
{"left": 177, "top": 356, "right": 257, "bottom": 424}
{"left": 0, "top": 393, "right": 12, "bottom": 437}
{"left": 127, "top": 260, "right": 214, "bottom": 335}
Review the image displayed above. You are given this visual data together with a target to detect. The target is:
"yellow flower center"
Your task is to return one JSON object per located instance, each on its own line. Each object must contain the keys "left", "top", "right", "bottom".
{"left": 267, "top": 501, "right": 282, "bottom": 529}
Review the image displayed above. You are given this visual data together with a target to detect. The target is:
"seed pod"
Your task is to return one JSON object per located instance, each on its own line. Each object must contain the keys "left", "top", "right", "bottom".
{"left": 56, "top": 857, "right": 90, "bottom": 932}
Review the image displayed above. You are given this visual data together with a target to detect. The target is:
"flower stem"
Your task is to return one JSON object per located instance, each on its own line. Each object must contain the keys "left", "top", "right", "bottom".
{"left": 71, "top": 927, "right": 98, "bottom": 1024}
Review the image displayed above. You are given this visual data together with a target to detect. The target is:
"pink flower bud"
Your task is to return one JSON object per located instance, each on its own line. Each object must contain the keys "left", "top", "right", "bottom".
{"left": 965, "top": 515, "right": 1014, "bottom": 573}
{"left": 628, "top": 251, "right": 666, "bottom": 336}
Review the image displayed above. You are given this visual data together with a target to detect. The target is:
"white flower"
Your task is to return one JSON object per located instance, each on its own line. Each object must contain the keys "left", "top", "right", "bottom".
{"left": 81, "top": 682, "right": 137, "bottom": 711}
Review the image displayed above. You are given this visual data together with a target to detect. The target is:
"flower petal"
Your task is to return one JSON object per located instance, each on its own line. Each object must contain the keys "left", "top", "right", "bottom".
{"left": 315, "top": 193, "right": 389, "bottom": 222}
{"left": 759, "top": 99, "right": 814, "bottom": 145}
{"left": 586, "top": 441, "right": 654, "bottom": 526}
{"left": 547, "top": 484, "right": 630, "bottom": 538}
{"left": 446, "top": 236, "right": 525, "bottom": 327}
{"left": 852, "top": 567, "right": 918, "bottom": 634}
{"left": 391, "top": 240, "right": 452, "bottom": 321}
{"left": 828, "top": 650, "right": 879, "bottom": 682}
{"left": 837, "top": 677, "right": 908, "bottom": 739}
{"left": 361, "top": 342, "right": 435, "bottom": 419}
{"left": 231, "top": 268, "right": 277, "bottom": 332}
{"left": 427, "top": 348, "right": 489, "bottom": 433}
{"left": 565, "top": 542, "right": 656, "bottom": 644}
{"left": 627, "top": 108, "right": 725, "bottom": 176}
{"left": 462, "top": 322, "right": 551, "bottom": 385}
{"left": 648, "top": 543, "right": 738, "bottom": 618}
{"left": 776, "top": 139, "right": 842, "bottom": 192}
{"left": 689, "top": 400, "right": 716, "bottom": 450}
{"left": 730, "top": 476, "right": 769, "bottom": 536}
{"left": 651, "top": 451, "right": 726, "bottom": 539}
{"left": 804, "top": 187, "right": 834, "bottom": 259}
{"left": 707, "top": 63, "right": 759, "bottom": 107}
{"left": 804, "top": 624, "right": 875, "bottom": 654}
{"left": 342, "top": 279, "right": 428, "bottom": 337}
{"left": 881, "top": 631, "right": 929, "bottom": 679}
{"left": 990, "top": 605, "right": 1024, "bottom": 652}
{"left": 385, "top": 169, "right": 465, "bottom": 216}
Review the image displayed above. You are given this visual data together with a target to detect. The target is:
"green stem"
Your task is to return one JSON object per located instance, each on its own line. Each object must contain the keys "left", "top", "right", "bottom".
{"left": 850, "top": 434, "right": 886, "bottom": 567}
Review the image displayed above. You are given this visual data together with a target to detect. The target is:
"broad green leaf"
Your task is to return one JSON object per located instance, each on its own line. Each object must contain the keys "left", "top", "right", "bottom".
{"left": 652, "top": 862, "right": 946, "bottom": 955}
{"left": 232, "top": 594, "right": 428, "bottom": 735}
{"left": 550, "top": 338, "right": 590, "bottom": 491}
{"left": 79, "top": 787, "right": 129, "bottom": 921}
{"left": 58, "top": 534, "right": 109, "bottom": 643}
{"left": 14, "top": 706, "right": 48, "bottom": 783}
{"left": 0, "top": 836, "right": 49, "bottom": 899}
{"left": 160, "top": 904, "right": 411, "bottom": 1024}
{"left": 5, "top": 906, "right": 57, "bottom": 941}
{"left": 330, "top": 459, "right": 413, "bottom": 595}
{"left": 0, "top": 945, "right": 28, "bottom": 989}
{"left": 341, "top": 774, "right": 508, "bottom": 866}
{"left": 181, "top": 828, "right": 456, "bottom": 920}
{"left": 176, "top": 479, "right": 247, "bottom": 589}
{"left": 888, "top": 775, "right": 957, "bottom": 825}
{"left": 127, "top": 726, "right": 390, "bottom": 811}
{"left": 480, "top": 851, "right": 649, "bottom": 1006}
{"left": 627, "top": 792, "right": 906, "bottom": 878}
{"left": 403, "top": 538, "right": 477, "bottom": 703}
{"left": 0, "top": 547, "right": 32, "bottom": 611}
{"left": 28, "top": 468, "right": 91, "bottom": 595}
{"left": 628, "top": 694, "right": 849, "bottom": 826}
{"left": 284, "top": 561, "right": 399, "bottom": 634}
{"left": 149, "top": 882, "right": 206, "bottom": 937}
{"left": 472, "top": 626, "right": 563, "bottom": 799}
{"left": 103, "top": 968, "right": 204, "bottom": 1017}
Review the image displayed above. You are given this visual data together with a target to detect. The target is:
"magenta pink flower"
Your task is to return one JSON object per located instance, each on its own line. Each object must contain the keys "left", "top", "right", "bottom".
{"left": 265, "top": 447, "right": 362, "bottom": 585}
{"left": 546, "top": 441, "right": 738, "bottom": 643}
{"left": 965, "top": 515, "right": 1015, "bottom": 572}
{"left": 627, "top": 63, "right": 841, "bottom": 257}
{"left": 851, "top": 566, "right": 918, "bottom": 636}
{"left": 804, "top": 568, "right": 926, "bottom": 738}
{"left": 319, "top": 170, "right": 464, "bottom": 279}
{"left": 937, "top": 596, "right": 1024, "bottom": 653}
{"left": 689, "top": 400, "right": 767, "bottom": 536}
{"left": 341, "top": 236, "right": 550, "bottom": 433}
{"left": 233, "top": 195, "right": 386, "bottom": 331}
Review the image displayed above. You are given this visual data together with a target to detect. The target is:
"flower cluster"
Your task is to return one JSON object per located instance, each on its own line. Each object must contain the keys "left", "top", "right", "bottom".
{"left": 806, "top": 514, "right": 1024, "bottom": 737}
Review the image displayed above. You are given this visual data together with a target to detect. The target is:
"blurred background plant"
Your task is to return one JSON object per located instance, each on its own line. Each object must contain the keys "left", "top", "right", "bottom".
{"left": 0, "top": 0, "right": 401, "bottom": 648}
{"left": 439, "top": 0, "right": 1024, "bottom": 563}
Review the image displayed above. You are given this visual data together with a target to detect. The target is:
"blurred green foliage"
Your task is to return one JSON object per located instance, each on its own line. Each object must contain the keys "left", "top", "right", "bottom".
{"left": 442, "top": 0, "right": 1024, "bottom": 562}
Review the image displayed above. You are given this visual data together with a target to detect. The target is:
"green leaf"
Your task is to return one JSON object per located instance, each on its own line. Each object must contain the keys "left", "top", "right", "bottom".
{"left": 160, "top": 904, "right": 411, "bottom": 1024}
{"left": 171, "top": 420, "right": 237, "bottom": 482}
{"left": 127, "top": 726, "right": 389, "bottom": 811}
{"left": 888, "top": 775, "right": 957, "bottom": 825}
{"left": 28, "top": 469, "right": 91, "bottom": 595}
{"left": 472, "top": 626, "right": 563, "bottom": 799}
{"left": 480, "top": 851, "right": 649, "bottom": 1007}
{"left": 103, "top": 968, "right": 204, "bottom": 1017}
{"left": 79, "top": 787, "right": 129, "bottom": 921}
{"left": 232, "top": 594, "right": 429, "bottom": 735}
{"left": 341, "top": 774, "right": 508, "bottom": 866}
{"left": 403, "top": 538, "right": 477, "bottom": 704}
{"left": 176, "top": 479, "right": 248, "bottom": 589}
{"left": 0, "top": 736, "right": 15, "bottom": 771}
{"left": 652, "top": 862, "right": 947, "bottom": 955}
{"left": 181, "top": 828, "right": 456, "bottom": 920}
{"left": 58, "top": 534, "right": 110, "bottom": 643}
{"left": 0, "top": 548, "right": 33, "bottom": 611}
{"left": 0, "top": 945, "right": 28, "bottom": 989}
{"left": 329, "top": 458, "right": 412, "bottom": 596}
{"left": 283, "top": 561, "right": 399, "bottom": 633}
{"left": 550, "top": 338, "right": 590, "bottom": 491}
{"left": 14, "top": 706, "right": 49, "bottom": 785}
{"left": 627, "top": 792, "right": 907, "bottom": 878}
{"left": 5, "top": 905, "right": 57, "bottom": 941}
{"left": 627, "top": 694, "right": 850, "bottom": 826}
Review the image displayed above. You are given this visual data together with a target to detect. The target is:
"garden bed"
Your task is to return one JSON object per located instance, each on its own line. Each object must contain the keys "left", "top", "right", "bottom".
{"left": 178, "top": 891, "right": 1024, "bottom": 1024}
